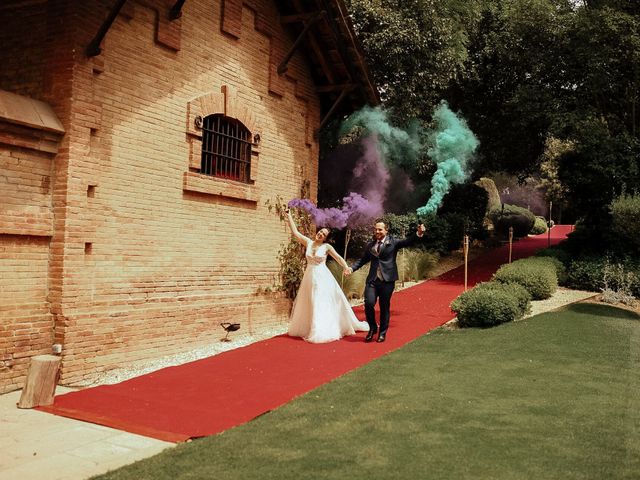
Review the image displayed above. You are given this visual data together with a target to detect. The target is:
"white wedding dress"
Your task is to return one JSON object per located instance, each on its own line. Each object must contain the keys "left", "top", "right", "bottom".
{"left": 288, "top": 240, "right": 369, "bottom": 343}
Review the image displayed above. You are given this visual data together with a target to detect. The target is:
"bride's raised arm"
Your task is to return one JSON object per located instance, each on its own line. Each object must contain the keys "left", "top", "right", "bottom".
{"left": 326, "top": 245, "right": 350, "bottom": 270}
{"left": 286, "top": 209, "right": 311, "bottom": 245}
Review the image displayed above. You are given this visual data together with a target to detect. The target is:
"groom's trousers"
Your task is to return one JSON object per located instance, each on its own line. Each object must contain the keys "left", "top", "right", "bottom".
{"left": 363, "top": 279, "right": 395, "bottom": 335}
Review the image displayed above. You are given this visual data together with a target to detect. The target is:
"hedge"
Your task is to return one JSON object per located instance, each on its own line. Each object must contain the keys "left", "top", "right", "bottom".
{"left": 489, "top": 204, "right": 536, "bottom": 238}
{"left": 450, "top": 281, "right": 531, "bottom": 328}
{"left": 492, "top": 257, "right": 558, "bottom": 300}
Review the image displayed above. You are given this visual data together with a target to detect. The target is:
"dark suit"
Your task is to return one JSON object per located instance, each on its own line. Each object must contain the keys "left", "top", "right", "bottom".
{"left": 350, "top": 233, "right": 420, "bottom": 337}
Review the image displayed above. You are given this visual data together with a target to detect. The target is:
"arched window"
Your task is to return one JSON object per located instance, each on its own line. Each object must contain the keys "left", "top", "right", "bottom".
{"left": 200, "top": 114, "right": 252, "bottom": 183}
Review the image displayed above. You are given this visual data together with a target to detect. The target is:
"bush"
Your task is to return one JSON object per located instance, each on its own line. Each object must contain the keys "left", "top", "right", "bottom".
{"left": 601, "top": 261, "right": 638, "bottom": 306}
{"left": 566, "top": 255, "right": 640, "bottom": 296}
{"left": 489, "top": 204, "right": 536, "bottom": 238}
{"left": 439, "top": 183, "right": 490, "bottom": 248}
{"left": 492, "top": 258, "right": 558, "bottom": 300}
{"left": 420, "top": 215, "right": 451, "bottom": 254}
{"left": 530, "top": 216, "right": 548, "bottom": 235}
{"left": 566, "top": 256, "right": 606, "bottom": 292}
{"left": 416, "top": 250, "right": 440, "bottom": 280}
{"left": 610, "top": 193, "right": 640, "bottom": 253}
{"left": 535, "top": 245, "right": 571, "bottom": 267}
{"left": 526, "top": 256, "right": 568, "bottom": 286}
{"left": 451, "top": 281, "right": 531, "bottom": 328}
{"left": 397, "top": 248, "right": 440, "bottom": 282}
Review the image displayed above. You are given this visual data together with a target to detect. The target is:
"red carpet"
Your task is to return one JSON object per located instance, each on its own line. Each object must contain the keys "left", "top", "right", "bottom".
{"left": 38, "top": 226, "right": 572, "bottom": 442}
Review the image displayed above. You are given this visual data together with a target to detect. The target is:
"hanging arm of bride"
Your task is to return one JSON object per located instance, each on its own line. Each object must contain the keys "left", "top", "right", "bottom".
{"left": 327, "top": 245, "right": 349, "bottom": 271}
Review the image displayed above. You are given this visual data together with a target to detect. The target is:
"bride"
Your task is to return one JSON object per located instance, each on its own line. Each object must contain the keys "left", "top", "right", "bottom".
{"left": 285, "top": 209, "right": 369, "bottom": 343}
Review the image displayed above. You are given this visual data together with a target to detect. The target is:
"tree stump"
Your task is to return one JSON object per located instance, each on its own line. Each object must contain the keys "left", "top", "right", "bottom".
{"left": 18, "top": 354, "right": 61, "bottom": 409}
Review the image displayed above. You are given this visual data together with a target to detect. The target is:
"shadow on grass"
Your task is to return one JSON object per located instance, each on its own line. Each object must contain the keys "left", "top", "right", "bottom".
{"left": 566, "top": 302, "right": 640, "bottom": 320}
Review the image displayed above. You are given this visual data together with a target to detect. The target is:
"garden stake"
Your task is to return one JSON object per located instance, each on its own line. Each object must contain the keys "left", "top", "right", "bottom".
{"left": 548, "top": 200, "right": 553, "bottom": 247}
{"left": 463, "top": 235, "right": 469, "bottom": 291}
{"left": 508, "top": 226, "right": 513, "bottom": 263}
{"left": 341, "top": 228, "right": 351, "bottom": 289}
{"left": 400, "top": 228, "right": 406, "bottom": 287}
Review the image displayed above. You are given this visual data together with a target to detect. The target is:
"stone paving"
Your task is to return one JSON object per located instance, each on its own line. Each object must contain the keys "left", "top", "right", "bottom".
{"left": 0, "top": 388, "right": 171, "bottom": 480}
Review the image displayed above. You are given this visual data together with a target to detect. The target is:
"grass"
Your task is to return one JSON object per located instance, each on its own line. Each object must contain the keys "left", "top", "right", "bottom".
{"left": 93, "top": 303, "right": 640, "bottom": 480}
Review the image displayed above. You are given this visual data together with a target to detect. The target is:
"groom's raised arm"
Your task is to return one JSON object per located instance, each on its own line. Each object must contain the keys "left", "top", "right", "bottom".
{"left": 396, "top": 224, "right": 427, "bottom": 249}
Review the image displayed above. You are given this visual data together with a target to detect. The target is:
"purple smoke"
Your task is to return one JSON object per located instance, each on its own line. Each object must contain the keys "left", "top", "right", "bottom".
{"left": 289, "top": 192, "right": 381, "bottom": 229}
{"left": 351, "top": 134, "right": 390, "bottom": 212}
{"left": 289, "top": 134, "right": 387, "bottom": 229}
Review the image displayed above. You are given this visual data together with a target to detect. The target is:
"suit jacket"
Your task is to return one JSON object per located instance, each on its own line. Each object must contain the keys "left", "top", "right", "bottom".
{"left": 351, "top": 233, "right": 420, "bottom": 283}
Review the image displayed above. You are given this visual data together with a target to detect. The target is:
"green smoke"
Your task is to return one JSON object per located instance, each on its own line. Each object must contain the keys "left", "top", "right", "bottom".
{"left": 417, "top": 102, "right": 479, "bottom": 216}
{"left": 339, "top": 106, "right": 423, "bottom": 169}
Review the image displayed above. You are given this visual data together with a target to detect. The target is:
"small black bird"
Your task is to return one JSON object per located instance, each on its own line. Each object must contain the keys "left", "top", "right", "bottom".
{"left": 220, "top": 322, "right": 240, "bottom": 342}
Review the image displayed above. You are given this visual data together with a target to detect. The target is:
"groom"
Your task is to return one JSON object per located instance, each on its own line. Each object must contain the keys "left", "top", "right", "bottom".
{"left": 345, "top": 220, "right": 426, "bottom": 343}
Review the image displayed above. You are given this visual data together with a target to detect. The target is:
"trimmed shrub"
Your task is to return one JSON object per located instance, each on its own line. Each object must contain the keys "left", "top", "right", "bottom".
{"left": 489, "top": 204, "right": 536, "bottom": 238}
{"left": 526, "top": 256, "right": 568, "bottom": 286}
{"left": 535, "top": 245, "right": 571, "bottom": 267}
{"left": 475, "top": 177, "right": 502, "bottom": 213}
{"left": 493, "top": 258, "right": 558, "bottom": 300}
{"left": 451, "top": 281, "right": 531, "bottom": 328}
{"left": 477, "top": 281, "right": 532, "bottom": 317}
{"left": 530, "top": 216, "right": 548, "bottom": 235}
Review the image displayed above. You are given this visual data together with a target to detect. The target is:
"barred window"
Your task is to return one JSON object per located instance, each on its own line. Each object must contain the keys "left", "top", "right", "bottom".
{"left": 201, "top": 114, "right": 252, "bottom": 183}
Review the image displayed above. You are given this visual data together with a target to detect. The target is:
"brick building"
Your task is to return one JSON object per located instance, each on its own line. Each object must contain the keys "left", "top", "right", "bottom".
{"left": 0, "top": 0, "right": 378, "bottom": 393}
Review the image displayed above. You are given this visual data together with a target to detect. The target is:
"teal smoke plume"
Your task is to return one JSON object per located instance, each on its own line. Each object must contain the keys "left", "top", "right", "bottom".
{"left": 417, "top": 102, "right": 479, "bottom": 216}
{"left": 339, "top": 106, "right": 423, "bottom": 170}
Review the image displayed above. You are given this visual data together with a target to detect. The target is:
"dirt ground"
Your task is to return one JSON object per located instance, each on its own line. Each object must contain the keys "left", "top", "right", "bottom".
{"left": 579, "top": 293, "right": 640, "bottom": 315}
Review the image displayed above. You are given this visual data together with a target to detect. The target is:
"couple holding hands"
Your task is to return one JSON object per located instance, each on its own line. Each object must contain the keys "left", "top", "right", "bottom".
{"left": 285, "top": 209, "right": 426, "bottom": 344}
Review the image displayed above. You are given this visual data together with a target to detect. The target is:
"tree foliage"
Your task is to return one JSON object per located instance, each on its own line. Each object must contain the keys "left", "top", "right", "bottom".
{"left": 346, "top": 0, "right": 481, "bottom": 122}
{"left": 343, "top": 0, "right": 640, "bottom": 235}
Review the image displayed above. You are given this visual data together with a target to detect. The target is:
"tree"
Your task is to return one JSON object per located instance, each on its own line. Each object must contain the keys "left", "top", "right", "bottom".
{"left": 346, "top": 0, "right": 482, "bottom": 122}
{"left": 551, "top": 3, "right": 640, "bottom": 228}
{"left": 557, "top": 117, "right": 640, "bottom": 223}
{"left": 446, "top": 0, "right": 576, "bottom": 177}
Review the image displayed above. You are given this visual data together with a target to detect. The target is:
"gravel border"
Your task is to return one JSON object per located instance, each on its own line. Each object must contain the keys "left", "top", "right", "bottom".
{"left": 84, "top": 326, "right": 288, "bottom": 387}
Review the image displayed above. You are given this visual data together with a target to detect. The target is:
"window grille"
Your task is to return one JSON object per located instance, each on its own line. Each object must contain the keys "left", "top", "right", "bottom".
{"left": 201, "top": 114, "right": 252, "bottom": 183}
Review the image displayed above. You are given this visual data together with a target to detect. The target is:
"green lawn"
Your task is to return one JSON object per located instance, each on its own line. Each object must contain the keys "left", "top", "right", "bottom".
{"left": 93, "top": 303, "right": 640, "bottom": 480}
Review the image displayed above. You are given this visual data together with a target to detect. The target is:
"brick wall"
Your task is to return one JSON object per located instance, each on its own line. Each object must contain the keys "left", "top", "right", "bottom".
{"left": 0, "top": 108, "right": 62, "bottom": 394}
{"left": 0, "top": 0, "right": 322, "bottom": 390}
{"left": 0, "top": 4, "right": 47, "bottom": 97}
{"left": 0, "top": 233, "right": 52, "bottom": 393}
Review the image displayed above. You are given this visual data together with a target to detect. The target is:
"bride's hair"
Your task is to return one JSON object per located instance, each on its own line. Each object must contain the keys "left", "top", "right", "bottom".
{"left": 318, "top": 227, "right": 332, "bottom": 242}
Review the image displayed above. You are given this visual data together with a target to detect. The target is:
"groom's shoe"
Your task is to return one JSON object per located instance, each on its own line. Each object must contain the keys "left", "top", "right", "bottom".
{"left": 377, "top": 333, "right": 386, "bottom": 343}
{"left": 365, "top": 331, "right": 376, "bottom": 343}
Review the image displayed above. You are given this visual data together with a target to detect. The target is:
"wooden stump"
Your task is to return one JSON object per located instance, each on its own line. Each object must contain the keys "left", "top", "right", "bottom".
{"left": 18, "top": 354, "right": 61, "bottom": 409}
